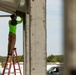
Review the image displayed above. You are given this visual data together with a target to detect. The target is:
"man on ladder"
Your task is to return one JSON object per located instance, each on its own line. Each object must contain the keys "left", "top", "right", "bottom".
{"left": 8, "top": 14, "right": 23, "bottom": 55}
{"left": 2, "top": 14, "right": 23, "bottom": 75}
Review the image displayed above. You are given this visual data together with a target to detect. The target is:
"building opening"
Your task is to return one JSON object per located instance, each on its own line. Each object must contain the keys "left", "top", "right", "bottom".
{"left": 0, "top": 11, "right": 24, "bottom": 74}
{"left": 46, "top": 0, "right": 64, "bottom": 74}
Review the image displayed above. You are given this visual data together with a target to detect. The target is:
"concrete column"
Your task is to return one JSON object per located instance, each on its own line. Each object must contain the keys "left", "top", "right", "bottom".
{"left": 24, "top": 14, "right": 31, "bottom": 75}
{"left": 64, "top": 0, "right": 76, "bottom": 75}
{"left": 29, "top": 0, "right": 46, "bottom": 75}
{"left": 25, "top": 0, "right": 46, "bottom": 75}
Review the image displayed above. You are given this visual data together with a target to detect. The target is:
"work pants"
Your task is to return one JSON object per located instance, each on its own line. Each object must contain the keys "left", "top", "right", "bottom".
{"left": 8, "top": 32, "right": 16, "bottom": 55}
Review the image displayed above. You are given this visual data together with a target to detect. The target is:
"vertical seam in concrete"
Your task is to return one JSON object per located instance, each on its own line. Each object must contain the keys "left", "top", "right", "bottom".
{"left": 29, "top": 0, "right": 32, "bottom": 75}
{"left": 23, "top": 14, "right": 26, "bottom": 75}
{"left": 45, "top": 0, "right": 47, "bottom": 74}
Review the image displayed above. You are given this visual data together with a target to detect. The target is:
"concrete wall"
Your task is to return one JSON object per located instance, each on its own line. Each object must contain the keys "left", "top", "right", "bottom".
{"left": 64, "top": 0, "right": 76, "bottom": 75}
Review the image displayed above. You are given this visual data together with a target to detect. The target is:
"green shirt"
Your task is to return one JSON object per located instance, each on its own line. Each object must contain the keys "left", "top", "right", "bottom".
{"left": 9, "top": 17, "right": 23, "bottom": 34}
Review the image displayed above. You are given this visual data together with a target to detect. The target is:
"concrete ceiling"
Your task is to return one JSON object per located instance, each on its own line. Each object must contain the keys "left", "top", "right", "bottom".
{"left": 0, "top": 0, "right": 25, "bottom": 14}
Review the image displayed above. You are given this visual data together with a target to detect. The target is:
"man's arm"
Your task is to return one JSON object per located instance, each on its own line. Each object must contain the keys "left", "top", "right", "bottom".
{"left": 8, "top": 20, "right": 11, "bottom": 25}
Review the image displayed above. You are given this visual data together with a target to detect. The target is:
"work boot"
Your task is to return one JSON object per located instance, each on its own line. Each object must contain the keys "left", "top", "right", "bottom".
{"left": 8, "top": 53, "right": 12, "bottom": 56}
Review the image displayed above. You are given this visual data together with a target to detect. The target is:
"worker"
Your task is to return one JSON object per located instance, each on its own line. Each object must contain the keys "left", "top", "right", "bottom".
{"left": 8, "top": 14, "right": 23, "bottom": 56}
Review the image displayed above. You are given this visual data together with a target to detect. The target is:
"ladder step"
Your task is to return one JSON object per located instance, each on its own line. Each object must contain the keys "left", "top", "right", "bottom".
{"left": 5, "top": 72, "right": 21, "bottom": 73}
{"left": 8, "top": 55, "right": 15, "bottom": 57}
{"left": 5, "top": 68, "right": 9, "bottom": 70}
{"left": 5, "top": 72, "right": 15, "bottom": 74}
{"left": 15, "top": 69, "right": 20, "bottom": 70}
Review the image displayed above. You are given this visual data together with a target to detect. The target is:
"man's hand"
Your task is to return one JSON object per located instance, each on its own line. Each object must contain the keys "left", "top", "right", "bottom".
{"left": 16, "top": 10, "right": 25, "bottom": 18}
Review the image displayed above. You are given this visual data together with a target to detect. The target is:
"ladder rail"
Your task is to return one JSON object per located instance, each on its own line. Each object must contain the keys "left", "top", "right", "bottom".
{"left": 12, "top": 57, "right": 16, "bottom": 75}
{"left": 12, "top": 50, "right": 16, "bottom": 75}
{"left": 15, "top": 50, "right": 22, "bottom": 75}
{"left": 8, "top": 59, "right": 12, "bottom": 75}
{"left": 2, "top": 56, "right": 9, "bottom": 75}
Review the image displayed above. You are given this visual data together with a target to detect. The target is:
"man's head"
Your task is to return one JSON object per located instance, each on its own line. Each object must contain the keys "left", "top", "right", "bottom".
{"left": 10, "top": 14, "right": 16, "bottom": 20}
{"left": 10, "top": 14, "right": 17, "bottom": 25}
